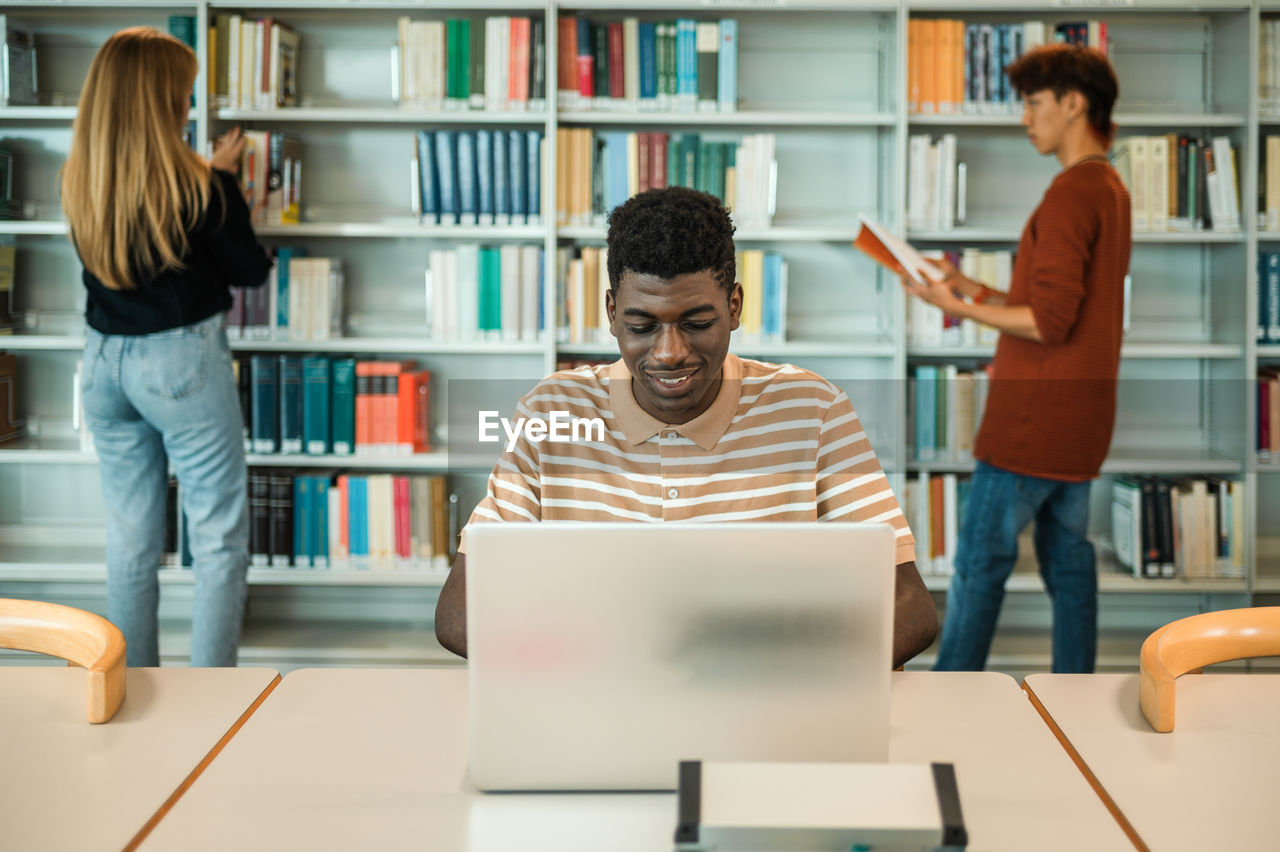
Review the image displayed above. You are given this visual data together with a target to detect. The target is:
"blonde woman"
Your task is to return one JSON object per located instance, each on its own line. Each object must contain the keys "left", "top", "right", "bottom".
{"left": 62, "top": 27, "right": 270, "bottom": 666}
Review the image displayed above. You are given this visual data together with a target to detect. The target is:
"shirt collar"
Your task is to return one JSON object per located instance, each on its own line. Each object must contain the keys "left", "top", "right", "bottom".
{"left": 608, "top": 353, "right": 742, "bottom": 451}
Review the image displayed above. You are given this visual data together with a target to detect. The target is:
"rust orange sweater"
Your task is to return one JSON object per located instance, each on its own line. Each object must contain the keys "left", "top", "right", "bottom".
{"left": 973, "top": 159, "right": 1132, "bottom": 482}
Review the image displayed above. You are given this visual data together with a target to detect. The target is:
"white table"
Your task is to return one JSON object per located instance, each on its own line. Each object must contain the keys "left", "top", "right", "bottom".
{"left": 144, "top": 668, "right": 1129, "bottom": 851}
{"left": 0, "top": 666, "right": 280, "bottom": 852}
{"left": 1025, "top": 672, "right": 1280, "bottom": 852}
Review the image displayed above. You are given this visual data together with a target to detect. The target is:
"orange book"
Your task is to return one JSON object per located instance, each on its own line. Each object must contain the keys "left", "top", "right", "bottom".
{"left": 376, "top": 361, "right": 414, "bottom": 454}
{"left": 576, "top": 128, "right": 593, "bottom": 224}
{"left": 397, "top": 369, "right": 432, "bottom": 454}
{"left": 907, "top": 19, "right": 920, "bottom": 113}
{"left": 638, "top": 132, "right": 651, "bottom": 192}
{"left": 937, "top": 19, "right": 955, "bottom": 114}
{"left": 430, "top": 475, "right": 449, "bottom": 559}
{"left": 929, "top": 475, "right": 945, "bottom": 561}
{"left": 336, "top": 474, "right": 350, "bottom": 560}
{"left": 558, "top": 16, "right": 578, "bottom": 101}
{"left": 355, "top": 361, "right": 377, "bottom": 454}
{"left": 509, "top": 17, "right": 531, "bottom": 106}
{"left": 919, "top": 19, "right": 937, "bottom": 115}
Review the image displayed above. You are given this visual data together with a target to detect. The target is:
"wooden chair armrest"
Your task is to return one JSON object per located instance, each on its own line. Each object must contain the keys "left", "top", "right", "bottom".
{"left": 0, "top": 599, "right": 126, "bottom": 723}
{"left": 1139, "top": 607, "right": 1280, "bottom": 732}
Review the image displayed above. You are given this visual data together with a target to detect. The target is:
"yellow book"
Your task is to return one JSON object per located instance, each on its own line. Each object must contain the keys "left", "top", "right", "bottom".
{"left": 740, "top": 249, "right": 764, "bottom": 340}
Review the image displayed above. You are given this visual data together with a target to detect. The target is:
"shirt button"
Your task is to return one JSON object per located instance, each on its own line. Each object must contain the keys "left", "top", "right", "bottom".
{"left": 666, "top": 431, "right": 678, "bottom": 439}
{"left": 668, "top": 488, "right": 679, "bottom": 499}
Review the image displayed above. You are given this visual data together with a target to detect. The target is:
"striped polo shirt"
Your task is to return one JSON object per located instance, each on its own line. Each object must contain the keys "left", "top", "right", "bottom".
{"left": 460, "top": 353, "right": 916, "bottom": 565}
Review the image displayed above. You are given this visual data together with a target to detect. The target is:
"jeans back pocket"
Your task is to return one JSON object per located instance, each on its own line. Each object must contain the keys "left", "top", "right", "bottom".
{"left": 138, "top": 326, "right": 208, "bottom": 400}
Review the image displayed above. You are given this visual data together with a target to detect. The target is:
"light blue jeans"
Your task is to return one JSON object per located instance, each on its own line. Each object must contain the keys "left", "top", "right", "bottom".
{"left": 81, "top": 313, "right": 249, "bottom": 667}
{"left": 933, "top": 460, "right": 1097, "bottom": 674}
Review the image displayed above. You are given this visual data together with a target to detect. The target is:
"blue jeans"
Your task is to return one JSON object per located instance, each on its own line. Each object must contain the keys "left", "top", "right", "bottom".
{"left": 933, "top": 461, "right": 1097, "bottom": 673}
{"left": 81, "top": 313, "right": 249, "bottom": 667}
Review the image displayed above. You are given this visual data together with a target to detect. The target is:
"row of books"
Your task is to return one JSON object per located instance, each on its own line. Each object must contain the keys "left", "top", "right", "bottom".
{"left": 1257, "top": 370, "right": 1280, "bottom": 457}
{"left": 908, "top": 20, "right": 1106, "bottom": 116}
{"left": 553, "top": 246, "right": 788, "bottom": 346}
{"left": 910, "top": 365, "right": 991, "bottom": 464}
{"left": 1112, "top": 477, "right": 1245, "bottom": 580}
{"left": 397, "top": 16, "right": 546, "bottom": 112}
{"left": 237, "top": 131, "right": 302, "bottom": 227}
{"left": 233, "top": 355, "right": 431, "bottom": 457}
{"left": 227, "top": 250, "right": 343, "bottom": 342}
{"left": 246, "top": 470, "right": 455, "bottom": 571}
{"left": 902, "top": 472, "right": 970, "bottom": 576}
{"left": 426, "top": 244, "right": 545, "bottom": 343}
{"left": 907, "top": 249, "right": 1009, "bottom": 348}
{"left": 1112, "top": 135, "right": 1240, "bottom": 233}
{"left": 414, "top": 129, "right": 544, "bottom": 226}
{"left": 907, "top": 134, "right": 964, "bottom": 233}
{"left": 209, "top": 14, "right": 300, "bottom": 110}
{"left": 556, "top": 129, "right": 775, "bottom": 228}
{"left": 556, "top": 17, "right": 737, "bottom": 114}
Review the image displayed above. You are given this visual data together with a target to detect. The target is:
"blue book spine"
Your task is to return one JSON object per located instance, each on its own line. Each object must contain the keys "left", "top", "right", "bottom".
{"left": 1269, "top": 253, "right": 1280, "bottom": 341}
{"left": 638, "top": 23, "right": 658, "bottom": 101}
{"left": 493, "top": 128, "right": 510, "bottom": 225}
{"left": 602, "top": 132, "right": 629, "bottom": 213}
{"left": 349, "top": 476, "right": 367, "bottom": 561}
{"left": 331, "top": 357, "right": 356, "bottom": 455}
{"left": 717, "top": 19, "right": 737, "bottom": 111}
{"left": 435, "top": 130, "right": 459, "bottom": 225}
{"left": 526, "top": 130, "right": 542, "bottom": 224}
{"left": 274, "top": 247, "right": 292, "bottom": 336}
{"left": 312, "top": 475, "right": 329, "bottom": 567}
{"left": 763, "top": 252, "right": 783, "bottom": 339}
{"left": 1258, "top": 252, "right": 1268, "bottom": 343}
{"left": 1000, "top": 25, "right": 1016, "bottom": 107}
{"left": 476, "top": 129, "right": 494, "bottom": 226}
{"left": 963, "top": 24, "right": 977, "bottom": 110}
{"left": 302, "top": 355, "right": 331, "bottom": 455}
{"left": 293, "top": 476, "right": 311, "bottom": 568}
{"left": 680, "top": 20, "right": 697, "bottom": 104}
{"left": 416, "top": 130, "right": 439, "bottom": 224}
{"left": 250, "top": 355, "right": 279, "bottom": 454}
{"left": 278, "top": 356, "right": 304, "bottom": 454}
{"left": 538, "top": 251, "right": 546, "bottom": 333}
{"left": 508, "top": 129, "right": 527, "bottom": 223}
{"left": 986, "top": 26, "right": 1002, "bottom": 106}
{"left": 915, "top": 366, "right": 938, "bottom": 461}
{"left": 456, "top": 130, "right": 478, "bottom": 226}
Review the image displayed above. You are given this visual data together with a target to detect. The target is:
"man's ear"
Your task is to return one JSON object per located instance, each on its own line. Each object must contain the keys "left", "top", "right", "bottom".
{"left": 605, "top": 287, "right": 617, "bottom": 335}
{"left": 728, "top": 283, "right": 743, "bottom": 331}
{"left": 1066, "top": 90, "right": 1087, "bottom": 121}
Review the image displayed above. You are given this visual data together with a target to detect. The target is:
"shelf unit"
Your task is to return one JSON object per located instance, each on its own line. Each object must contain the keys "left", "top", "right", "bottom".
{"left": 0, "top": 0, "right": 1273, "bottom": 671}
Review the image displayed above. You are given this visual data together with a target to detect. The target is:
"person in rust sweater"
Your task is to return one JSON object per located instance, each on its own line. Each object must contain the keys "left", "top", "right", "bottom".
{"left": 901, "top": 44, "right": 1131, "bottom": 673}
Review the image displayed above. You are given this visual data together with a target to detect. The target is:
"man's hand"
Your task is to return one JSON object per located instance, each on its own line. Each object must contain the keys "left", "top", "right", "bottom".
{"left": 209, "top": 125, "right": 245, "bottom": 174}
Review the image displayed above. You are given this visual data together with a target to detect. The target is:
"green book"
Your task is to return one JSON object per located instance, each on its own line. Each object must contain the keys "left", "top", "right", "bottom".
{"left": 446, "top": 20, "right": 460, "bottom": 101}
{"left": 479, "top": 247, "right": 502, "bottom": 333}
{"left": 457, "top": 19, "right": 471, "bottom": 101}
{"left": 331, "top": 357, "right": 356, "bottom": 455}
{"left": 302, "top": 356, "right": 331, "bottom": 455}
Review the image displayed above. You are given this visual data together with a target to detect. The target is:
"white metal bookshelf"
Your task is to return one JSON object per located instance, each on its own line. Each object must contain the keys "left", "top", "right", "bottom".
{"left": 0, "top": 0, "right": 1272, "bottom": 670}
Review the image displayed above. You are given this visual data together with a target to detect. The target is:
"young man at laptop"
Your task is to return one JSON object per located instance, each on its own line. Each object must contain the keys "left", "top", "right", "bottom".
{"left": 900, "top": 44, "right": 1130, "bottom": 673}
{"left": 436, "top": 187, "right": 937, "bottom": 667}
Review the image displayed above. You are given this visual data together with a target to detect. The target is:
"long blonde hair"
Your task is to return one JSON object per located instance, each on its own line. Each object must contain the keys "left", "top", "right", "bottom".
{"left": 61, "top": 27, "right": 214, "bottom": 290}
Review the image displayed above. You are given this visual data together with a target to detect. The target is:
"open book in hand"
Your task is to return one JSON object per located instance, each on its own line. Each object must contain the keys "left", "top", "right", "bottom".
{"left": 853, "top": 214, "right": 944, "bottom": 286}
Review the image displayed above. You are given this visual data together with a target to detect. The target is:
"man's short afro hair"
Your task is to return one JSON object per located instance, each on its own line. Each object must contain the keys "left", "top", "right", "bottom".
{"left": 605, "top": 187, "right": 737, "bottom": 298}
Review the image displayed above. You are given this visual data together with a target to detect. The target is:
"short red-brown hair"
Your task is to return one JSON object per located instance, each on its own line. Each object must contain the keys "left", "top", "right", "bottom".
{"left": 1007, "top": 43, "right": 1119, "bottom": 145}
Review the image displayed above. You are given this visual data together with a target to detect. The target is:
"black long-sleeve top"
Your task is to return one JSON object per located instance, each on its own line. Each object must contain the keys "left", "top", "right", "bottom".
{"left": 81, "top": 168, "right": 272, "bottom": 335}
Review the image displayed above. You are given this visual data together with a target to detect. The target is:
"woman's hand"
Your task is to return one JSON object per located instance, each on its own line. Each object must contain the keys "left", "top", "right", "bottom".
{"left": 899, "top": 268, "right": 966, "bottom": 317}
{"left": 209, "top": 126, "right": 245, "bottom": 174}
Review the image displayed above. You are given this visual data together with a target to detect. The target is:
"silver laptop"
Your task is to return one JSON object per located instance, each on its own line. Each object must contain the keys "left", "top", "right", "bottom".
{"left": 465, "top": 522, "right": 896, "bottom": 792}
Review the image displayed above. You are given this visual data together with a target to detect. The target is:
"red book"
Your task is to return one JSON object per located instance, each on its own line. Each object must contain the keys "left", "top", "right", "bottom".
{"left": 607, "top": 23, "right": 625, "bottom": 100}
{"left": 354, "top": 361, "right": 376, "bottom": 454}
{"left": 336, "top": 474, "right": 350, "bottom": 560}
{"left": 651, "top": 133, "right": 668, "bottom": 190}
{"left": 396, "top": 369, "right": 432, "bottom": 454}
{"left": 557, "top": 17, "right": 577, "bottom": 98}
{"left": 576, "top": 18, "right": 594, "bottom": 99}
{"left": 508, "top": 17, "right": 531, "bottom": 106}
{"left": 394, "top": 476, "right": 412, "bottom": 560}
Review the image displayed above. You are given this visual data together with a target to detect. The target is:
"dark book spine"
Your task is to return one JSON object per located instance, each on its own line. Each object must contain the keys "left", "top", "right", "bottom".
{"left": 1139, "top": 479, "right": 1161, "bottom": 578}
{"left": 1155, "top": 479, "right": 1176, "bottom": 576}
{"left": 269, "top": 471, "right": 294, "bottom": 567}
{"left": 529, "top": 18, "right": 546, "bottom": 103}
{"left": 250, "top": 470, "right": 272, "bottom": 566}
